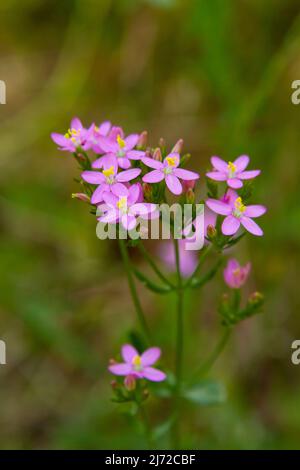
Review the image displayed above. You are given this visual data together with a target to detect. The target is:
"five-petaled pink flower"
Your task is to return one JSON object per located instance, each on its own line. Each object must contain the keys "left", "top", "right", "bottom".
{"left": 81, "top": 156, "right": 141, "bottom": 205}
{"left": 98, "top": 184, "right": 159, "bottom": 231}
{"left": 206, "top": 194, "right": 266, "bottom": 236}
{"left": 51, "top": 117, "right": 93, "bottom": 153}
{"left": 223, "top": 258, "right": 251, "bottom": 289}
{"left": 92, "top": 132, "right": 145, "bottom": 170}
{"left": 206, "top": 155, "right": 260, "bottom": 189}
{"left": 142, "top": 153, "right": 199, "bottom": 195}
{"left": 108, "top": 344, "right": 166, "bottom": 382}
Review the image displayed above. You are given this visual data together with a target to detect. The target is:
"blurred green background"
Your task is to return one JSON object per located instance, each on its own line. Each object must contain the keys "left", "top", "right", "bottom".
{"left": 0, "top": 0, "right": 300, "bottom": 449}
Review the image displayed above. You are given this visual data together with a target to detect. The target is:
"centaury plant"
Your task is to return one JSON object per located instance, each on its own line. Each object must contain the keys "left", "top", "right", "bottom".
{"left": 51, "top": 117, "right": 266, "bottom": 448}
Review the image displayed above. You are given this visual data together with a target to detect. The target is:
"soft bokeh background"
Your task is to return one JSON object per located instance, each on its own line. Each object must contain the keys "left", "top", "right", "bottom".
{"left": 0, "top": 0, "right": 300, "bottom": 449}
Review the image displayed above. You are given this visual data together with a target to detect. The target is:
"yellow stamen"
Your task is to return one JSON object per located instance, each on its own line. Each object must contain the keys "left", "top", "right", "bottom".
{"left": 117, "top": 196, "right": 127, "bottom": 210}
{"left": 234, "top": 197, "right": 246, "bottom": 213}
{"left": 227, "top": 161, "right": 236, "bottom": 173}
{"left": 102, "top": 166, "right": 115, "bottom": 178}
{"left": 132, "top": 355, "right": 142, "bottom": 367}
{"left": 165, "top": 156, "right": 178, "bottom": 167}
{"left": 117, "top": 135, "right": 126, "bottom": 149}
{"left": 64, "top": 133, "right": 70, "bottom": 139}
{"left": 233, "top": 268, "right": 241, "bottom": 277}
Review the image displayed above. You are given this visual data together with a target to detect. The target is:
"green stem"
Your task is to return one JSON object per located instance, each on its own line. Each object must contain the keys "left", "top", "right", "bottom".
{"left": 192, "top": 328, "right": 231, "bottom": 380}
{"left": 139, "top": 404, "right": 154, "bottom": 449}
{"left": 138, "top": 242, "right": 175, "bottom": 288}
{"left": 185, "top": 244, "right": 213, "bottom": 288}
{"left": 118, "top": 238, "right": 151, "bottom": 344}
{"left": 172, "top": 237, "right": 184, "bottom": 448}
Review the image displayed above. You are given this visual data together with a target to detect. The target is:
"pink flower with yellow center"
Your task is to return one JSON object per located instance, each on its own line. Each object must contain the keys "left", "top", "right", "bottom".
{"left": 206, "top": 195, "right": 266, "bottom": 236}
{"left": 81, "top": 156, "right": 141, "bottom": 204}
{"left": 224, "top": 258, "right": 251, "bottom": 289}
{"left": 51, "top": 117, "right": 93, "bottom": 152}
{"left": 92, "top": 132, "right": 145, "bottom": 170}
{"left": 142, "top": 153, "right": 199, "bottom": 195}
{"left": 206, "top": 155, "right": 260, "bottom": 189}
{"left": 108, "top": 344, "right": 166, "bottom": 382}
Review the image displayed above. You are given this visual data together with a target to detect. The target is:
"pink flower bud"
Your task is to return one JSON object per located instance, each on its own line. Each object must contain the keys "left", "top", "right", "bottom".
{"left": 153, "top": 148, "right": 162, "bottom": 162}
{"left": 182, "top": 179, "right": 196, "bottom": 192}
{"left": 172, "top": 139, "right": 184, "bottom": 154}
{"left": 223, "top": 259, "right": 251, "bottom": 289}
{"left": 143, "top": 182, "right": 152, "bottom": 201}
{"left": 207, "top": 224, "right": 217, "bottom": 238}
{"left": 71, "top": 193, "right": 90, "bottom": 203}
{"left": 185, "top": 188, "right": 195, "bottom": 204}
{"left": 137, "top": 131, "right": 148, "bottom": 148}
{"left": 124, "top": 374, "right": 136, "bottom": 391}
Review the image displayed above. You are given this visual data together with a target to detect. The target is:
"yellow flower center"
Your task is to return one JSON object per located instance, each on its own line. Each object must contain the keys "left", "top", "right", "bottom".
{"left": 227, "top": 161, "right": 236, "bottom": 177}
{"left": 165, "top": 156, "right": 178, "bottom": 167}
{"left": 233, "top": 268, "right": 241, "bottom": 277}
{"left": 132, "top": 355, "right": 142, "bottom": 370}
{"left": 233, "top": 197, "right": 246, "bottom": 218}
{"left": 117, "top": 196, "right": 128, "bottom": 213}
{"left": 117, "top": 135, "right": 126, "bottom": 149}
{"left": 102, "top": 166, "right": 115, "bottom": 178}
{"left": 65, "top": 128, "right": 79, "bottom": 139}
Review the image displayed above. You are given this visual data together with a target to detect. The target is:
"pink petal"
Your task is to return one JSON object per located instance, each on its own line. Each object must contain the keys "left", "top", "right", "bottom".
{"left": 206, "top": 199, "right": 232, "bottom": 215}
{"left": 238, "top": 170, "right": 261, "bottom": 180}
{"left": 244, "top": 205, "right": 266, "bottom": 218}
{"left": 206, "top": 171, "right": 227, "bottom": 181}
{"left": 81, "top": 171, "right": 105, "bottom": 185}
{"left": 51, "top": 132, "right": 68, "bottom": 146}
{"left": 173, "top": 168, "right": 200, "bottom": 181}
{"left": 102, "top": 192, "right": 119, "bottom": 206}
{"left": 98, "top": 121, "right": 111, "bottom": 135}
{"left": 233, "top": 155, "right": 249, "bottom": 172}
{"left": 99, "top": 210, "right": 118, "bottom": 224}
{"left": 117, "top": 168, "right": 141, "bottom": 182}
{"left": 142, "top": 367, "right": 166, "bottom": 382}
{"left": 126, "top": 184, "right": 141, "bottom": 205}
{"left": 211, "top": 156, "right": 228, "bottom": 172}
{"left": 91, "top": 185, "right": 106, "bottom": 204}
{"left": 103, "top": 155, "right": 118, "bottom": 173}
{"left": 165, "top": 174, "right": 182, "bottom": 195}
{"left": 92, "top": 156, "right": 105, "bottom": 169}
{"left": 127, "top": 150, "right": 145, "bottom": 160}
{"left": 131, "top": 203, "right": 157, "bottom": 216}
{"left": 240, "top": 216, "right": 263, "bottom": 236}
{"left": 141, "top": 347, "right": 161, "bottom": 366}
{"left": 97, "top": 136, "right": 118, "bottom": 153}
{"left": 125, "top": 134, "right": 139, "bottom": 150}
{"left": 71, "top": 117, "right": 82, "bottom": 130}
{"left": 227, "top": 178, "right": 243, "bottom": 189}
{"left": 222, "top": 215, "right": 240, "bottom": 235}
{"left": 108, "top": 363, "right": 132, "bottom": 376}
{"left": 111, "top": 182, "right": 128, "bottom": 197}
{"left": 143, "top": 170, "right": 165, "bottom": 183}
{"left": 122, "top": 344, "right": 138, "bottom": 363}
{"left": 142, "top": 157, "right": 163, "bottom": 170}
{"left": 121, "top": 214, "right": 137, "bottom": 230}
{"left": 117, "top": 158, "right": 131, "bottom": 170}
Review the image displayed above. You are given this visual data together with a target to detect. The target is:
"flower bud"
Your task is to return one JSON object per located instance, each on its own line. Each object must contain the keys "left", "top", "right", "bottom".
{"left": 207, "top": 224, "right": 217, "bottom": 239}
{"left": 143, "top": 182, "right": 152, "bottom": 201}
{"left": 137, "top": 131, "right": 148, "bottom": 149}
{"left": 248, "top": 291, "right": 264, "bottom": 306}
{"left": 223, "top": 259, "right": 251, "bottom": 289}
{"left": 153, "top": 148, "right": 162, "bottom": 162}
{"left": 172, "top": 139, "right": 184, "bottom": 154}
{"left": 182, "top": 179, "right": 196, "bottom": 192}
{"left": 185, "top": 188, "right": 195, "bottom": 204}
{"left": 110, "top": 380, "right": 118, "bottom": 390}
{"left": 71, "top": 193, "right": 90, "bottom": 203}
{"left": 124, "top": 374, "right": 136, "bottom": 391}
{"left": 159, "top": 137, "right": 166, "bottom": 149}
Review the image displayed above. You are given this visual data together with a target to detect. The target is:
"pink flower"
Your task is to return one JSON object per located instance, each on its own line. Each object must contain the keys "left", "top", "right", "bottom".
{"left": 224, "top": 258, "right": 251, "bottom": 289}
{"left": 98, "top": 184, "right": 159, "bottom": 230}
{"left": 51, "top": 117, "right": 93, "bottom": 152}
{"left": 81, "top": 156, "right": 141, "bottom": 204}
{"left": 142, "top": 153, "right": 200, "bottom": 195}
{"left": 108, "top": 344, "right": 166, "bottom": 382}
{"left": 206, "top": 155, "right": 260, "bottom": 189}
{"left": 206, "top": 195, "right": 266, "bottom": 236}
{"left": 87, "top": 121, "right": 112, "bottom": 153}
{"left": 92, "top": 132, "right": 145, "bottom": 170}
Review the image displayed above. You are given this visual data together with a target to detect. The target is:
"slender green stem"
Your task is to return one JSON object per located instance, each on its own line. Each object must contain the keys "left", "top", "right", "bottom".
{"left": 118, "top": 238, "right": 151, "bottom": 344}
{"left": 138, "top": 242, "right": 175, "bottom": 288}
{"left": 185, "top": 244, "right": 213, "bottom": 288}
{"left": 172, "top": 237, "right": 184, "bottom": 448}
{"left": 192, "top": 328, "right": 231, "bottom": 381}
{"left": 139, "top": 404, "right": 154, "bottom": 449}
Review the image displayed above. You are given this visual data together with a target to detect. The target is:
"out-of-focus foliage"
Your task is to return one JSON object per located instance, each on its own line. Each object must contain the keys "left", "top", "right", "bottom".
{"left": 0, "top": 0, "right": 300, "bottom": 449}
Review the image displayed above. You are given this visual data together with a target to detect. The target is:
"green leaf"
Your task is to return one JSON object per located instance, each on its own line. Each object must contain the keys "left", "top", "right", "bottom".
{"left": 133, "top": 267, "right": 173, "bottom": 294}
{"left": 182, "top": 380, "right": 226, "bottom": 406}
